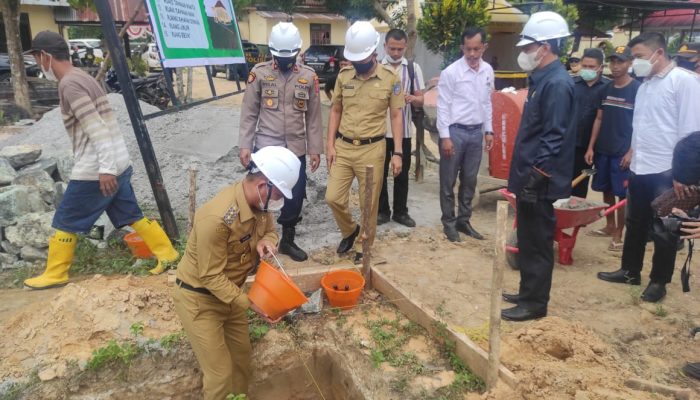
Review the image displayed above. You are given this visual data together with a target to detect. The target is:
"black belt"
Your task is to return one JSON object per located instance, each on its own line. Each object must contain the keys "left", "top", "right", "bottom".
{"left": 450, "top": 123, "right": 483, "bottom": 130}
{"left": 176, "top": 278, "right": 213, "bottom": 296}
{"left": 336, "top": 132, "right": 385, "bottom": 146}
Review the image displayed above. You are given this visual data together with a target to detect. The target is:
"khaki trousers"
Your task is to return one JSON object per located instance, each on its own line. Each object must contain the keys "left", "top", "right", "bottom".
{"left": 172, "top": 285, "right": 251, "bottom": 400}
{"left": 325, "top": 139, "right": 386, "bottom": 252}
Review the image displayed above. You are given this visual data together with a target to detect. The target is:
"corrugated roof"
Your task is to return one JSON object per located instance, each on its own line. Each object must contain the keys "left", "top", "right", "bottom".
{"left": 641, "top": 0, "right": 700, "bottom": 28}
{"left": 256, "top": 11, "right": 346, "bottom": 21}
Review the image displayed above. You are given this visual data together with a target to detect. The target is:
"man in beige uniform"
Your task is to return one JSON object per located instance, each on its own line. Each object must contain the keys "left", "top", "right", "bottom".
{"left": 173, "top": 146, "right": 300, "bottom": 399}
{"left": 326, "top": 21, "right": 405, "bottom": 263}
{"left": 239, "top": 22, "right": 323, "bottom": 262}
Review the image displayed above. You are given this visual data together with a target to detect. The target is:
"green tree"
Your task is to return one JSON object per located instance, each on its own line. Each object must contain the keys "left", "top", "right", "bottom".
{"left": 0, "top": 0, "right": 32, "bottom": 115}
{"left": 233, "top": 0, "right": 253, "bottom": 20}
{"left": 325, "top": 0, "right": 395, "bottom": 24}
{"left": 417, "top": 0, "right": 491, "bottom": 67}
{"left": 258, "top": 0, "right": 304, "bottom": 16}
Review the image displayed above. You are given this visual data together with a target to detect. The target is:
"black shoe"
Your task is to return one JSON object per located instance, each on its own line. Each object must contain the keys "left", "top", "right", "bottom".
{"left": 444, "top": 226, "right": 461, "bottom": 242}
{"left": 279, "top": 227, "right": 308, "bottom": 262}
{"left": 597, "top": 269, "right": 641, "bottom": 285}
{"left": 501, "top": 305, "right": 547, "bottom": 322}
{"left": 337, "top": 225, "right": 360, "bottom": 254}
{"left": 392, "top": 213, "right": 416, "bottom": 228}
{"left": 377, "top": 213, "right": 390, "bottom": 225}
{"left": 683, "top": 362, "right": 700, "bottom": 380}
{"left": 353, "top": 252, "right": 363, "bottom": 265}
{"left": 456, "top": 221, "right": 484, "bottom": 240}
{"left": 502, "top": 293, "right": 519, "bottom": 304}
{"left": 641, "top": 282, "right": 666, "bottom": 303}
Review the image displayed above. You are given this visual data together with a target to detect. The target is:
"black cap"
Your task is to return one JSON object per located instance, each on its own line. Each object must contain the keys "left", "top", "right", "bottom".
{"left": 582, "top": 48, "right": 604, "bottom": 63}
{"left": 568, "top": 56, "right": 581, "bottom": 62}
{"left": 607, "top": 46, "right": 632, "bottom": 61}
{"left": 674, "top": 43, "right": 700, "bottom": 58}
{"left": 24, "top": 31, "right": 69, "bottom": 57}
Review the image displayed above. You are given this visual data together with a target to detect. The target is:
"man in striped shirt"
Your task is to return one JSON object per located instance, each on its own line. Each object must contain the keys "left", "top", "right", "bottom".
{"left": 23, "top": 31, "right": 179, "bottom": 290}
{"left": 378, "top": 28, "right": 425, "bottom": 227}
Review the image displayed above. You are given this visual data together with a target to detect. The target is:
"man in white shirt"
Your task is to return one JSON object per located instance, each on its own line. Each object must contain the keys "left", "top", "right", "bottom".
{"left": 437, "top": 27, "right": 494, "bottom": 242}
{"left": 378, "top": 28, "right": 425, "bottom": 228}
{"left": 598, "top": 32, "right": 700, "bottom": 303}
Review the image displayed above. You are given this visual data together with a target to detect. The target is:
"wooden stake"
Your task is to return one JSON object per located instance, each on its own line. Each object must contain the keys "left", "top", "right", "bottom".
{"left": 487, "top": 201, "right": 509, "bottom": 389}
{"left": 188, "top": 167, "right": 197, "bottom": 234}
{"left": 361, "top": 165, "right": 374, "bottom": 289}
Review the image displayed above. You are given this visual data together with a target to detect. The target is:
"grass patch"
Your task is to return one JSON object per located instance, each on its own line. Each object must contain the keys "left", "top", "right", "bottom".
{"left": 0, "top": 369, "right": 39, "bottom": 400}
{"left": 364, "top": 313, "right": 426, "bottom": 377}
{"left": 247, "top": 310, "right": 270, "bottom": 342}
{"left": 432, "top": 320, "right": 486, "bottom": 396}
{"left": 225, "top": 394, "right": 247, "bottom": 400}
{"left": 72, "top": 237, "right": 155, "bottom": 276}
{"left": 654, "top": 304, "right": 668, "bottom": 318}
{"left": 85, "top": 339, "right": 142, "bottom": 374}
{"left": 628, "top": 286, "right": 643, "bottom": 306}
{"left": 160, "top": 330, "right": 187, "bottom": 350}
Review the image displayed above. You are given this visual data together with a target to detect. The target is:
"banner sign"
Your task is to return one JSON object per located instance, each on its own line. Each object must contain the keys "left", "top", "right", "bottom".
{"left": 145, "top": 0, "right": 245, "bottom": 68}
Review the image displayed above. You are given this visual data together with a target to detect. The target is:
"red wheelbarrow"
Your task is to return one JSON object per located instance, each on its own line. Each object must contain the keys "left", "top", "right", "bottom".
{"left": 499, "top": 189, "right": 627, "bottom": 268}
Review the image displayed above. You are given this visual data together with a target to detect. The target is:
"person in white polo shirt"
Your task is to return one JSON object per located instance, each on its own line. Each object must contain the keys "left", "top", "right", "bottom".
{"left": 597, "top": 32, "right": 700, "bottom": 303}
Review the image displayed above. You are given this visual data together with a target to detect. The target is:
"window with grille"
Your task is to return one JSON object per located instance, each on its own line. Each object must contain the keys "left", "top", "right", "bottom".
{"left": 310, "top": 23, "right": 331, "bottom": 45}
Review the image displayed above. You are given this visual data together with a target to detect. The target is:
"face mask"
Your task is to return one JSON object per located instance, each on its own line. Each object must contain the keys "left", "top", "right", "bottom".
{"left": 274, "top": 55, "right": 296, "bottom": 72}
{"left": 579, "top": 68, "right": 599, "bottom": 82}
{"left": 41, "top": 53, "right": 57, "bottom": 82}
{"left": 517, "top": 47, "right": 542, "bottom": 72}
{"left": 384, "top": 54, "right": 404, "bottom": 64}
{"left": 352, "top": 59, "right": 375, "bottom": 75}
{"left": 257, "top": 182, "right": 284, "bottom": 212}
{"left": 632, "top": 52, "right": 658, "bottom": 77}
{"left": 677, "top": 58, "right": 697, "bottom": 71}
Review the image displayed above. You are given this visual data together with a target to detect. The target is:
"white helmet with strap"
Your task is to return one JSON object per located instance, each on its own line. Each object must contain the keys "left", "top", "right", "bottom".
{"left": 516, "top": 11, "right": 570, "bottom": 47}
{"left": 269, "top": 22, "right": 302, "bottom": 57}
{"left": 343, "top": 21, "right": 380, "bottom": 62}
{"left": 250, "top": 146, "right": 300, "bottom": 199}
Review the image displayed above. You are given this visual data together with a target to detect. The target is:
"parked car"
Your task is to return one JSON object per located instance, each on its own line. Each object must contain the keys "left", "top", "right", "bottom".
{"left": 141, "top": 43, "right": 162, "bottom": 71}
{"left": 0, "top": 54, "right": 43, "bottom": 83}
{"left": 212, "top": 41, "right": 271, "bottom": 81}
{"left": 68, "top": 38, "right": 104, "bottom": 61}
{"left": 302, "top": 45, "right": 345, "bottom": 83}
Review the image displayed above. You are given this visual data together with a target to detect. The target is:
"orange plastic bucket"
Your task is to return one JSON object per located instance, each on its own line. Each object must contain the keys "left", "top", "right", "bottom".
{"left": 248, "top": 260, "right": 308, "bottom": 320}
{"left": 321, "top": 270, "right": 365, "bottom": 309}
{"left": 124, "top": 232, "right": 154, "bottom": 259}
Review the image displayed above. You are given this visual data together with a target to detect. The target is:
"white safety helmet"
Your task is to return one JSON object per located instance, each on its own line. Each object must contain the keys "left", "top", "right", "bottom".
{"left": 343, "top": 21, "right": 380, "bottom": 62}
{"left": 250, "top": 146, "right": 300, "bottom": 199}
{"left": 269, "top": 22, "right": 302, "bottom": 58}
{"left": 516, "top": 11, "right": 570, "bottom": 47}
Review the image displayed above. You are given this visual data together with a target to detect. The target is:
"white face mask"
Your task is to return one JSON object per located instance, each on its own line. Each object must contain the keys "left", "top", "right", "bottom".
{"left": 632, "top": 52, "right": 658, "bottom": 77}
{"left": 384, "top": 54, "right": 404, "bottom": 64}
{"left": 257, "top": 183, "right": 284, "bottom": 212}
{"left": 41, "top": 53, "right": 57, "bottom": 82}
{"left": 517, "top": 46, "right": 542, "bottom": 72}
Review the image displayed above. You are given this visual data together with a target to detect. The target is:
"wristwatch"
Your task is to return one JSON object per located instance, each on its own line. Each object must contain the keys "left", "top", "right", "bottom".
{"left": 484, "top": 131, "right": 494, "bottom": 136}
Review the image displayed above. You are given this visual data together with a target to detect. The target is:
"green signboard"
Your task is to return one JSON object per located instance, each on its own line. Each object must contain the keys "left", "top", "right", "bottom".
{"left": 145, "top": 0, "right": 245, "bottom": 68}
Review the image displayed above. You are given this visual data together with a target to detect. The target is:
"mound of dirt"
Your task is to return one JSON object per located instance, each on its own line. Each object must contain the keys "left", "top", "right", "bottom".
{"left": 488, "top": 317, "right": 673, "bottom": 400}
{"left": 0, "top": 275, "right": 179, "bottom": 380}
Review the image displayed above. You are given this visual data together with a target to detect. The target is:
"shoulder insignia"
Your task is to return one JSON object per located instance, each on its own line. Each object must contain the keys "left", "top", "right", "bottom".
{"left": 264, "top": 75, "right": 276, "bottom": 81}
{"left": 223, "top": 206, "right": 239, "bottom": 225}
{"left": 298, "top": 77, "right": 308, "bottom": 84}
{"left": 313, "top": 75, "right": 319, "bottom": 94}
{"left": 247, "top": 72, "right": 256, "bottom": 84}
{"left": 393, "top": 82, "right": 401, "bottom": 95}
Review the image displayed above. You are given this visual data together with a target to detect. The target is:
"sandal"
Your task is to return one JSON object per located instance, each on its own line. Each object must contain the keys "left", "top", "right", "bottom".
{"left": 587, "top": 228, "right": 613, "bottom": 237}
{"left": 608, "top": 240, "right": 624, "bottom": 252}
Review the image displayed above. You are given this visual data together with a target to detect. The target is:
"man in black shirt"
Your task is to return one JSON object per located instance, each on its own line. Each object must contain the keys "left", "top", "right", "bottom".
{"left": 572, "top": 48, "right": 610, "bottom": 198}
{"left": 585, "top": 46, "right": 641, "bottom": 251}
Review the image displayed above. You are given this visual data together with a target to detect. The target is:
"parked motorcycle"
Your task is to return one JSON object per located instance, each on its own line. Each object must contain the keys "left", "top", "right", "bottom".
{"left": 105, "top": 69, "right": 170, "bottom": 110}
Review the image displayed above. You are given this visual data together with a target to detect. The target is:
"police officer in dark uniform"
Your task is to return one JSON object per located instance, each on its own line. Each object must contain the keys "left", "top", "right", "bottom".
{"left": 502, "top": 11, "right": 577, "bottom": 322}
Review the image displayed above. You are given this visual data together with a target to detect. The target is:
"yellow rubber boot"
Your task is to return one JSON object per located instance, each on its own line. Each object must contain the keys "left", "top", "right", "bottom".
{"left": 130, "top": 218, "right": 179, "bottom": 275}
{"left": 24, "top": 231, "right": 77, "bottom": 290}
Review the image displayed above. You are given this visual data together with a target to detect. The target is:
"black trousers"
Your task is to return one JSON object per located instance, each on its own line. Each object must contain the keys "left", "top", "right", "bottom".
{"left": 621, "top": 171, "right": 677, "bottom": 283}
{"left": 571, "top": 146, "right": 589, "bottom": 198}
{"left": 379, "top": 137, "right": 412, "bottom": 217}
{"left": 516, "top": 198, "right": 556, "bottom": 310}
{"left": 277, "top": 155, "right": 307, "bottom": 229}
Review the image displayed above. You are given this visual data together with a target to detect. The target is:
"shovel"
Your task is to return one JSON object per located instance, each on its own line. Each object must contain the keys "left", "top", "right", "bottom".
{"left": 572, "top": 168, "right": 597, "bottom": 188}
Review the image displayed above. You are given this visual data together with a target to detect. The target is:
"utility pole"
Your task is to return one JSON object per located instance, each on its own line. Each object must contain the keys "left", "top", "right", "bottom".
{"left": 95, "top": 1, "right": 179, "bottom": 239}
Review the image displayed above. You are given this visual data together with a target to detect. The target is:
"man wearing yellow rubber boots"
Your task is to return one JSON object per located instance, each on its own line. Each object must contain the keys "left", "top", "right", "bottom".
{"left": 23, "top": 31, "right": 179, "bottom": 289}
{"left": 173, "top": 146, "right": 299, "bottom": 399}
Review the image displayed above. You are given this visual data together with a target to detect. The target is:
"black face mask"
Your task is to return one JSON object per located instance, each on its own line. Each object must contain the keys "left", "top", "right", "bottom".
{"left": 677, "top": 58, "right": 697, "bottom": 71}
{"left": 352, "top": 59, "right": 375, "bottom": 75}
{"left": 274, "top": 56, "right": 296, "bottom": 72}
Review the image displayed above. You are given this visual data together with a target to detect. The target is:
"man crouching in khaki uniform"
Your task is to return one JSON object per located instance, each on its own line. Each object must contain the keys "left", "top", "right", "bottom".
{"left": 172, "top": 146, "right": 300, "bottom": 399}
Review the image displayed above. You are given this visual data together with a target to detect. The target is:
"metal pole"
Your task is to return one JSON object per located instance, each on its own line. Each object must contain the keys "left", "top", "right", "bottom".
{"left": 95, "top": 0, "right": 180, "bottom": 240}
{"left": 206, "top": 65, "right": 217, "bottom": 97}
{"left": 690, "top": 9, "right": 698, "bottom": 40}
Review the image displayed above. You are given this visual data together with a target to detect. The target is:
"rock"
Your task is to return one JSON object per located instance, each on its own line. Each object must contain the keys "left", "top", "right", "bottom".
{"left": 38, "top": 367, "right": 57, "bottom": 382}
{"left": 0, "top": 158, "right": 17, "bottom": 186}
{"left": 12, "top": 170, "right": 56, "bottom": 205}
{"left": 0, "top": 144, "right": 42, "bottom": 169}
{"left": 1, "top": 241, "right": 21, "bottom": 255}
{"left": 18, "top": 157, "right": 57, "bottom": 177}
{"left": 4, "top": 212, "right": 54, "bottom": 248}
{"left": 54, "top": 181, "right": 67, "bottom": 206}
{"left": 0, "top": 185, "right": 48, "bottom": 226}
{"left": 56, "top": 154, "right": 74, "bottom": 182}
{"left": 20, "top": 246, "right": 48, "bottom": 262}
{"left": 0, "top": 252, "right": 18, "bottom": 269}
